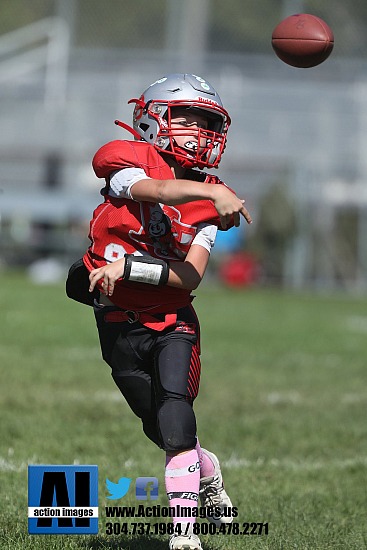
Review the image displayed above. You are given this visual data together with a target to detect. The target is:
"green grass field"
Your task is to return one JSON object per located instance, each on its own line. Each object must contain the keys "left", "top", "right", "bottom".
{"left": 1, "top": 273, "right": 367, "bottom": 549}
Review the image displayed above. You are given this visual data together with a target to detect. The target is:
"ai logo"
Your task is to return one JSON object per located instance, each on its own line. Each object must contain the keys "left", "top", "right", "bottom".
{"left": 28, "top": 465, "right": 98, "bottom": 534}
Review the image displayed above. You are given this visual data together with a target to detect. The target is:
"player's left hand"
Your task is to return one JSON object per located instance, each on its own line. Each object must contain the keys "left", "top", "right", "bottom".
{"left": 89, "top": 258, "right": 125, "bottom": 296}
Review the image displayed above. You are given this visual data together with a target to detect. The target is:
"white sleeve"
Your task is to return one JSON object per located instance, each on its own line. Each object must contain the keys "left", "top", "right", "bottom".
{"left": 108, "top": 168, "right": 150, "bottom": 200}
{"left": 191, "top": 222, "right": 218, "bottom": 253}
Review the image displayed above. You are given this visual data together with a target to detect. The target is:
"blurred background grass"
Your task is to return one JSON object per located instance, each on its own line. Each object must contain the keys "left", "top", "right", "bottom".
{"left": 1, "top": 275, "right": 367, "bottom": 549}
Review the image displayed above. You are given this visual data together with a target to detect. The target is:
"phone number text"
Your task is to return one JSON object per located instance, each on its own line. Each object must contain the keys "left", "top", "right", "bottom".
{"left": 106, "top": 521, "right": 269, "bottom": 536}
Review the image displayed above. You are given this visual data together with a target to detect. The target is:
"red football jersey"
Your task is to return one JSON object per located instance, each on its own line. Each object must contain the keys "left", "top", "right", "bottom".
{"left": 83, "top": 140, "right": 232, "bottom": 328}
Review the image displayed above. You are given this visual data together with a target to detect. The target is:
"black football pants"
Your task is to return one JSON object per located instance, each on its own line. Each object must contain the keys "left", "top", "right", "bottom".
{"left": 94, "top": 304, "right": 201, "bottom": 452}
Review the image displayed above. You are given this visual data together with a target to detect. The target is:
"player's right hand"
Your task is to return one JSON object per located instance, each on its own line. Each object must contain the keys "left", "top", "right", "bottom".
{"left": 212, "top": 185, "right": 252, "bottom": 229}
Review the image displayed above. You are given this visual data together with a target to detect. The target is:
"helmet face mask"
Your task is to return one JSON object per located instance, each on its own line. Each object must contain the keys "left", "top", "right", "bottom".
{"left": 129, "top": 74, "right": 231, "bottom": 169}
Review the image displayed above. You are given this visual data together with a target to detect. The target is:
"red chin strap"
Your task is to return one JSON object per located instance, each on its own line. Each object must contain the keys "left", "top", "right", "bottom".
{"left": 168, "top": 144, "right": 205, "bottom": 169}
{"left": 175, "top": 157, "right": 198, "bottom": 169}
{"left": 114, "top": 119, "right": 142, "bottom": 140}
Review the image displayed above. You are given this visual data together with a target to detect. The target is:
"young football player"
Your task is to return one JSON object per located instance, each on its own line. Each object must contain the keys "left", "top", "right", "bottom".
{"left": 67, "top": 73, "right": 252, "bottom": 550}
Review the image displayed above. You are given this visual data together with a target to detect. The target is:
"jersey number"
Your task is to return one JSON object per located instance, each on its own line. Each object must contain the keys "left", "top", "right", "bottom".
{"left": 104, "top": 243, "right": 126, "bottom": 262}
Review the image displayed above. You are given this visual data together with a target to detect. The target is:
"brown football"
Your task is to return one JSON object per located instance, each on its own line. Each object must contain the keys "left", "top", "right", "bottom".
{"left": 272, "top": 13, "right": 334, "bottom": 68}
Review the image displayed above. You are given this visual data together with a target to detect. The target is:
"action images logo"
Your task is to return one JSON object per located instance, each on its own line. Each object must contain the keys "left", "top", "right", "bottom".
{"left": 28, "top": 465, "right": 98, "bottom": 534}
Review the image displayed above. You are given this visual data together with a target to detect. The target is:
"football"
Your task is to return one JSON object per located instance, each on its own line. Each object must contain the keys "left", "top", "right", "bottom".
{"left": 271, "top": 13, "right": 334, "bottom": 68}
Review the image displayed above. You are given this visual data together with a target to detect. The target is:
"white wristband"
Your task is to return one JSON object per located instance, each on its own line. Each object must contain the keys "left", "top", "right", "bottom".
{"left": 123, "top": 254, "right": 170, "bottom": 286}
{"left": 129, "top": 262, "right": 163, "bottom": 285}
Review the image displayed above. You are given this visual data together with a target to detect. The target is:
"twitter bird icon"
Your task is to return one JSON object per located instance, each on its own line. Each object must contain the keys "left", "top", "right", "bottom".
{"left": 106, "top": 477, "right": 132, "bottom": 499}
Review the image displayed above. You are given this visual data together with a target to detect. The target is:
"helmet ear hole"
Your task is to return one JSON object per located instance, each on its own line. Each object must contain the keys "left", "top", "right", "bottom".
{"left": 139, "top": 123, "right": 149, "bottom": 132}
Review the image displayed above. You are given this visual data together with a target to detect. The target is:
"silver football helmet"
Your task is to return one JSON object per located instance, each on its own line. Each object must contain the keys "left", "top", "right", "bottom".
{"left": 127, "top": 74, "right": 231, "bottom": 169}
